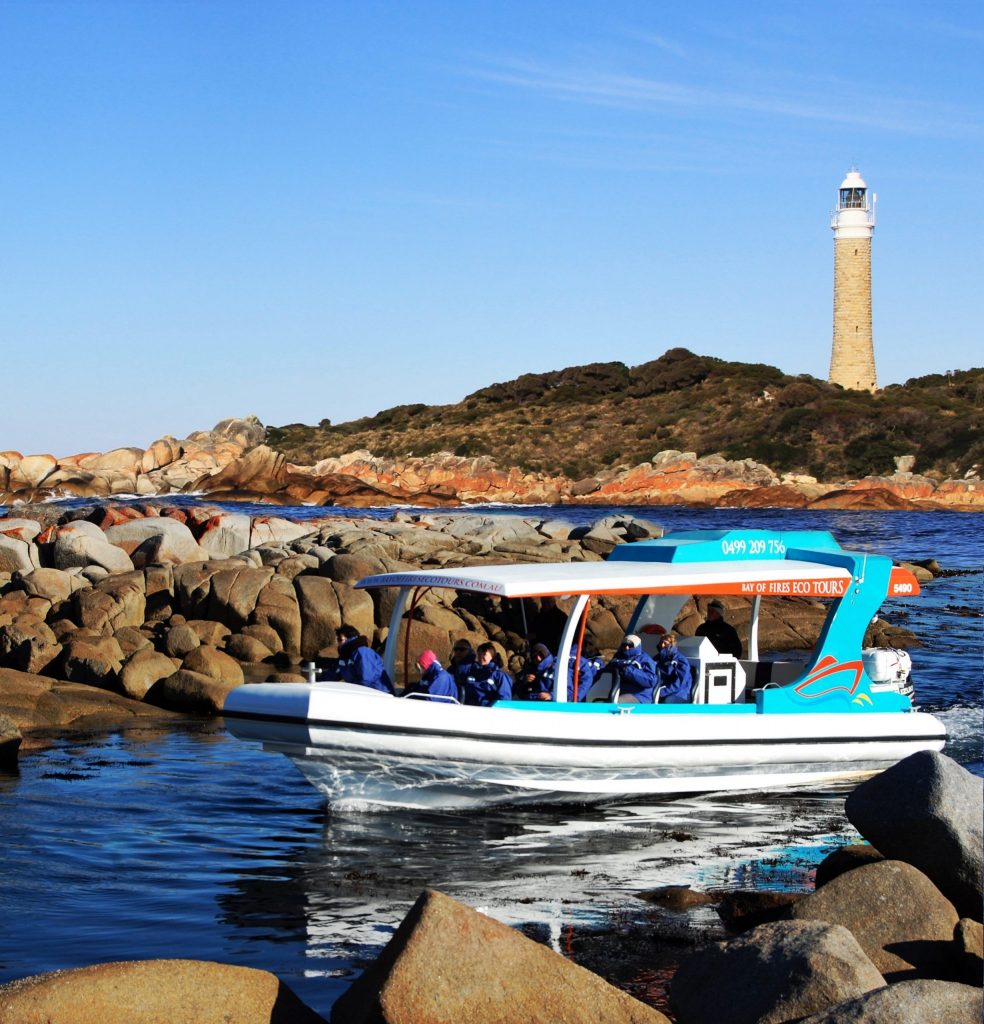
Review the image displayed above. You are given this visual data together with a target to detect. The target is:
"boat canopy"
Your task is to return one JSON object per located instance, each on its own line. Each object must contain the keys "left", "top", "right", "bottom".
{"left": 356, "top": 559, "right": 855, "bottom": 599}
{"left": 355, "top": 530, "right": 920, "bottom": 601}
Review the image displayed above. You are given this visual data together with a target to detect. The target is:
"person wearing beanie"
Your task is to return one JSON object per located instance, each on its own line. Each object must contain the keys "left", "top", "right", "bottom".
{"left": 404, "top": 649, "right": 459, "bottom": 703}
{"left": 606, "top": 633, "right": 659, "bottom": 703}
{"left": 335, "top": 624, "right": 394, "bottom": 695}
{"left": 447, "top": 638, "right": 478, "bottom": 691}
{"left": 519, "top": 642, "right": 555, "bottom": 700}
{"left": 695, "top": 599, "right": 743, "bottom": 658}
{"left": 653, "top": 633, "right": 694, "bottom": 703}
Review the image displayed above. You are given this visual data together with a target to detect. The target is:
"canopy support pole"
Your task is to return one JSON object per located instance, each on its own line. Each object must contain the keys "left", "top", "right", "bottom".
{"left": 554, "top": 594, "right": 590, "bottom": 703}
{"left": 749, "top": 595, "right": 761, "bottom": 661}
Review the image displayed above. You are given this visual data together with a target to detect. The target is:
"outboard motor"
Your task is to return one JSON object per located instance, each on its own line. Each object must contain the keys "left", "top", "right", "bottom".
{"left": 862, "top": 648, "right": 914, "bottom": 701}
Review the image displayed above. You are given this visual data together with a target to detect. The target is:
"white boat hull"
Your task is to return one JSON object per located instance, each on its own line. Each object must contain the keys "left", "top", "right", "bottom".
{"left": 224, "top": 682, "right": 946, "bottom": 810}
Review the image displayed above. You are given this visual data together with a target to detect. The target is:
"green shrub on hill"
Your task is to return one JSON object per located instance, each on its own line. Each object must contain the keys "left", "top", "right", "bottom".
{"left": 269, "top": 351, "right": 983, "bottom": 482}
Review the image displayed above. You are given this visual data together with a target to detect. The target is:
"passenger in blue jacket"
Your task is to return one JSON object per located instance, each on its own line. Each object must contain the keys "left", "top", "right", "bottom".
{"left": 405, "top": 649, "right": 459, "bottom": 702}
{"left": 654, "top": 633, "right": 694, "bottom": 703}
{"left": 521, "top": 643, "right": 594, "bottom": 702}
{"left": 448, "top": 639, "right": 478, "bottom": 692}
{"left": 335, "top": 625, "right": 394, "bottom": 695}
{"left": 460, "top": 643, "right": 513, "bottom": 706}
{"left": 607, "top": 633, "right": 659, "bottom": 703}
{"left": 569, "top": 651, "right": 604, "bottom": 702}
{"left": 520, "top": 643, "right": 555, "bottom": 700}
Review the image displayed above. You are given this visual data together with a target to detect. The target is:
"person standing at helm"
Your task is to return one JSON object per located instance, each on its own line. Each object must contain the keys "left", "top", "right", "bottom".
{"left": 695, "top": 599, "right": 743, "bottom": 658}
{"left": 335, "top": 624, "right": 394, "bottom": 694}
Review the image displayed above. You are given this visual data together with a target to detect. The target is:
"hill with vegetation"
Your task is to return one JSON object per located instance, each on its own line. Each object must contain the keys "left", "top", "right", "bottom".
{"left": 268, "top": 349, "right": 983, "bottom": 482}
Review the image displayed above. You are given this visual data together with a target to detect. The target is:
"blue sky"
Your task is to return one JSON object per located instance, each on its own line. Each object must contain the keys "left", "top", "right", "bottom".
{"left": 2, "top": 1, "right": 981, "bottom": 456}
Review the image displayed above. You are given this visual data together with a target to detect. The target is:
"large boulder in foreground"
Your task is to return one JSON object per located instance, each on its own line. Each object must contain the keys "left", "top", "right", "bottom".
{"left": 788, "top": 860, "right": 959, "bottom": 980}
{"left": 845, "top": 751, "right": 984, "bottom": 921}
{"left": 0, "top": 959, "right": 326, "bottom": 1023}
{"left": 331, "top": 888, "right": 668, "bottom": 1024}
{"left": 668, "top": 920, "right": 884, "bottom": 1024}
{"left": 795, "top": 979, "right": 982, "bottom": 1023}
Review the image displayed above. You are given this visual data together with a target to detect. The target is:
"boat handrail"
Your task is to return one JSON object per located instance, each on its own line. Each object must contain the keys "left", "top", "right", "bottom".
{"left": 402, "top": 692, "right": 461, "bottom": 704}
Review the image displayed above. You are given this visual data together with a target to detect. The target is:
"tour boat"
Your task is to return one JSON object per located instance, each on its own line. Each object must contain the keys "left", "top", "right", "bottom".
{"left": 223, "top": 529, "right": 946, "bottom": 810}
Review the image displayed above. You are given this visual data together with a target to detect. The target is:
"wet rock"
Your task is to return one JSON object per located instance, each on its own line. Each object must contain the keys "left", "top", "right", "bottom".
{"left": 715, "top": 891, "right": 804, "bottom": 933}
{"left": 331, "top": 888, "right": 668, "bottom": 1024}
{"left": 668, "top": 920, "right": 884, "bottom": 1024}
{"left": 795, "top": 979, "right": 982, "bottom": 1023}
{"left": 0, "top": 667, "right": 177, "bottom": 735}
{"left": 0, "top": 712, "right": 21, "bottom": 767}
{"left": 815, "top": 845, "right": 885, "bottom": 888}
{"left": 637, "top": 886, "right": 716, "bottom": 911}
{"left": 788, "top": 860, "right": 959, "bottom": 980}
{"left": 0, "top": 958, "right": 327, "bottom": 1024}
{"left": 845, "top": 751, "right": 984, "bottom": 921}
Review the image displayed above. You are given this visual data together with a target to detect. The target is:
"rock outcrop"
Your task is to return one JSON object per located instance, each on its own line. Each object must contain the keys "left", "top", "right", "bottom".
{"left": 2, "top": 416, "right": 981, "bottom": 509}
{"left": 0, "top": 959, "right": 326, "bottom": 1024}
{"left": 331, "top": 888, "right": 668, "bottom": 1024}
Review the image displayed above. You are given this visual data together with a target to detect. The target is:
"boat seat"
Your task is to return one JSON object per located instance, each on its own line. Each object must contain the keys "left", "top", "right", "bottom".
{"left": 585, "top": 669, "right": 618, "bottom": 703}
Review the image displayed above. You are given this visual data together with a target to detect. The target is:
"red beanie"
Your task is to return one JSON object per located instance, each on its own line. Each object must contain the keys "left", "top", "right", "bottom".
{"left": 416, "top": 650, "right": 438, "bottom": 670}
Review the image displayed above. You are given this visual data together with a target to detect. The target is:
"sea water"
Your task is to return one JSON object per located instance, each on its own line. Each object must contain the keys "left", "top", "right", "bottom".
{"left": 0, "top": 502, "right": 980, "bottom": 1016}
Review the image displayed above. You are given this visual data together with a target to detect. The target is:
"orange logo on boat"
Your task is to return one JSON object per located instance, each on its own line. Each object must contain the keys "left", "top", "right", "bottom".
{"left": 794, "top": 655, "right": 866, "bottom": 699}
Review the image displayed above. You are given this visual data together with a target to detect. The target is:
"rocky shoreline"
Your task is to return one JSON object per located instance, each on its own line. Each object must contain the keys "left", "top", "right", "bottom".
{"left": 1, "top": 416, "right": 981, "bottom": 511}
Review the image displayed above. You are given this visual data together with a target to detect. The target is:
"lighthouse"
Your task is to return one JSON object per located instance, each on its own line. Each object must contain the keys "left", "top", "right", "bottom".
{"left": 829, "top": 168, "right": 877, "bottom": 391}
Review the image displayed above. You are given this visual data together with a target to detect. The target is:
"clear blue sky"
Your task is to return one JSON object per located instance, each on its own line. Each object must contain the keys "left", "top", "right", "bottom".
{"left": 2, "top": 1, "right": 981, "bottom": 456}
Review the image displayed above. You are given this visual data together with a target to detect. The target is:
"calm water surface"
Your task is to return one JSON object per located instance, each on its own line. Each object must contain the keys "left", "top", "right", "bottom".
{"left": 0, "top": 502, "right": 980, "bottom": 1016}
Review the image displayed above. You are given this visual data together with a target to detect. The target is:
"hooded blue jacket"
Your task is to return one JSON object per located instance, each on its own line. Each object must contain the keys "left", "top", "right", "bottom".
{"left": 337, "top": 637, "right": 394, "bottom": 695}
{"left": 406, "top": 661, "right": 459, "bottom": 702}
{"left": 655, "top": 642, "right": 694, "bottom": 703}
{"left": 460, "top": 663, "right": 513, "bottom": 706}
{"left": 606, "top": 643, "right": 659, "bottom": 703}
{"left": 521, "top": 653, "right": 596, "bottom": 702}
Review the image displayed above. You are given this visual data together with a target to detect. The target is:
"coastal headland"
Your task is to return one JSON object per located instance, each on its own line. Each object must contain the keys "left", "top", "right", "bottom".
{"left": 0, "top": 412, "right": 981, "bottom": 512}
{"left": 3, "top": 347, "right": 984, "bottom": 514}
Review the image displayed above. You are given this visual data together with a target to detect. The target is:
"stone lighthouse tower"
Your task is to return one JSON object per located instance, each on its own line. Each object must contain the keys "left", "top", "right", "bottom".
{"left": 829, "top": 168, "right": 877, "bottom": 391}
